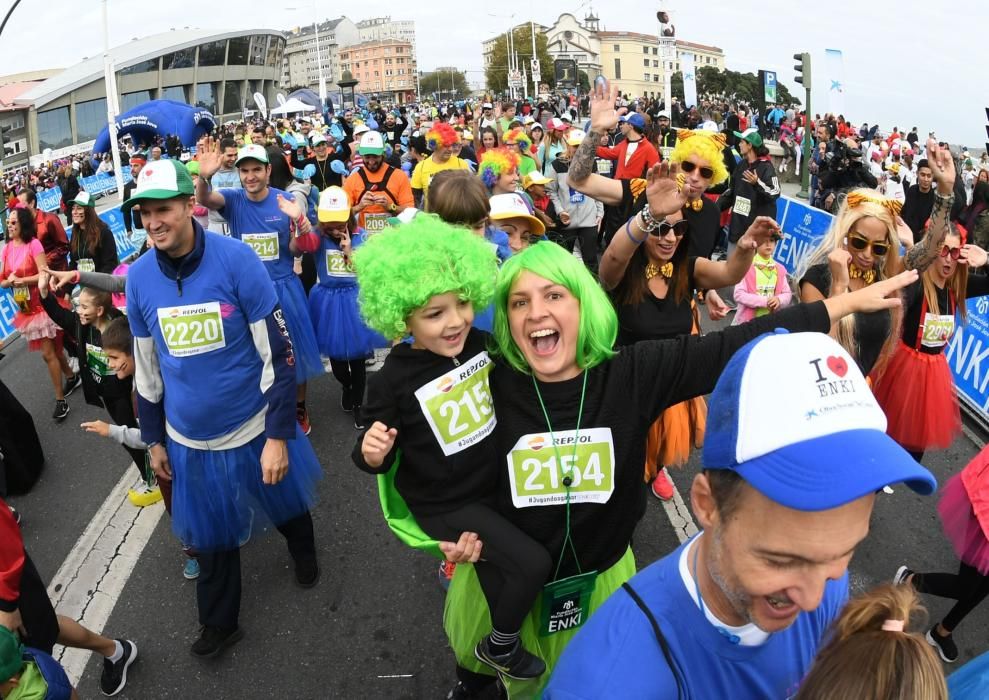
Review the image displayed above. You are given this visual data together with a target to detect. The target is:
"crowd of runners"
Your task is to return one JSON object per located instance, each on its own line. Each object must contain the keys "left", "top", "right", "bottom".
{"left": 2, "top": 68, "right": 989, "bottom": 699}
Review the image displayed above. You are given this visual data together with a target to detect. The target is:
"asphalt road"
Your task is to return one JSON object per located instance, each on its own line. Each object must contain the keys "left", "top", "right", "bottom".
{"left": 3, "top": 304, "right": 987, "bottom": 699}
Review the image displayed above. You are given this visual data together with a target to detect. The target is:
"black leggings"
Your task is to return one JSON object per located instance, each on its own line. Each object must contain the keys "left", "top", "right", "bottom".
{"left": 914, "top": 562, "right": 989, "bottom": 631}
{"left": 418, "top": 502, "right": 551, "bottom": 634}
{"left": 553, "top": 226, "right": 599, "bottom": 272}
{"left": 103, "top": 395, "right": 151, "bottom": 484}
{"left": 329, "top": 358, "right": 367, "bottom": 407}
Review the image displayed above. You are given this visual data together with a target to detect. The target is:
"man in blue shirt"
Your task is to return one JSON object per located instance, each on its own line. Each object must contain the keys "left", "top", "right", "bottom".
{"left": 545, "top": 331, "right": 937, "bottom": 699}
{"left": 124, "top": 160, "right": 322, "bottom": 659}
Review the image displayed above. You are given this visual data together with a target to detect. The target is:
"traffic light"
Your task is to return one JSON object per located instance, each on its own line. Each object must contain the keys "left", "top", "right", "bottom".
{"left": 793, "top": 52, "right": 811, "bottom": 90}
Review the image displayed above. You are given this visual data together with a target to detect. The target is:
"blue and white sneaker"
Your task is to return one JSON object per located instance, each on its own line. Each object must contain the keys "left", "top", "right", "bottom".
{"left": 183, "top": 558, "right": 200, "bottom": 580}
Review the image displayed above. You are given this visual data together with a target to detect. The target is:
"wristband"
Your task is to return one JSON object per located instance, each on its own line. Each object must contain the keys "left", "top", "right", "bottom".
{"left": 638, "top": 205, "right": 662, "bottom": 232}
{"left": 624, "top": 216, "right": 647, "bottom": 245}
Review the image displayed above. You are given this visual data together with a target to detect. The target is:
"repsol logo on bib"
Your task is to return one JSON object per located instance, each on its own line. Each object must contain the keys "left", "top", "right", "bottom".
{"left": 436, "top": 377, "right": 455, "bottom": 393}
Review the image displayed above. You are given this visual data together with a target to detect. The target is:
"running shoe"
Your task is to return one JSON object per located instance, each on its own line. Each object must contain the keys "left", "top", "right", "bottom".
{"left": 297, "top": 406, "right": 312, "bottom": 436}
{"left": 294, "top": 556, "right": 320, "bottom": 588}
{"left": 446, "top": 680, "right": 505, "bottom": 699}
{"left": 926, "top": 627, "right": 958, "bottom": 663}
{"left": 353, "top": 406, "right": 366, "bottom": 430}
{"left": 63, "top": 373, "right": 82, "bottom": 397}
{"left": 52, "top": 400, "right": 70, "bottom": 421}
{"left": 651, "top": 469, "right": 674, "bottom": 501}
{"left": 341, "top": 386, "right": 354, "bottom": 412}
{"left": 474, "top": 637, "right": 546, "bottom": 680}
{"left": 190, "top": 626, "right": 243, "bottom": 659}
{"left": 100, "top": 639, "right": 137, "bottom": 696}
{"left": 128, "top": 484, "right": 163, "bottom": 508}
{"left": 183, "top": 558, "right": 201, "bottom": 580}
{"left": 438, "top": 560, "right": 456, "bottom": 591}
{"left": 893, "top": 565, "right": 914, "bottom": 586}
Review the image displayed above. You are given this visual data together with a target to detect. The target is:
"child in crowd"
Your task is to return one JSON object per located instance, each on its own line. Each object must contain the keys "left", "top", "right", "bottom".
{"left": 732, "top": 234, "right": 792, "bottom": 324}
{"left": 489, "top": 193, "right": 546, "bottom": 254}
{"left": 522, "top": 172, "right": 558, "bottom": 237}
{"left": 794, "top": 583, "right": 946, "bottom": 699}
{"left": 0, "top": 626, "right": 76, "bottom": 700}
{"left": 353, "top": 216, "right": 551, "bottom": 681}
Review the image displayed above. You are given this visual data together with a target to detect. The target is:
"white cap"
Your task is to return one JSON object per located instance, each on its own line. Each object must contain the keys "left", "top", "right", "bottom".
{"left": 317, "top": 186, "right": 351, "bottom": 223}
{"left": 310, "top": 133, "right": 328, "bottom": 146}
{"left": 353, "top": 123, "right": 371, "bottom": 136}
{"left": 566, "top": 129, "right": 586, "bottom": 147}
{"left": 357, "top": 131, "right": 385, "bottom": 155}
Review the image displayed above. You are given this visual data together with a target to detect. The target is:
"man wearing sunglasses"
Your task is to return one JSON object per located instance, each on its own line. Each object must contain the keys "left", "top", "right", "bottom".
{"left": 718, "top": 129, "right": 781, "bottom": 256}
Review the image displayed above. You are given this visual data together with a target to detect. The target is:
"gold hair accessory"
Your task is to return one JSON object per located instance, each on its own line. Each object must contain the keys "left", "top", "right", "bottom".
{"left": 676, "top": 129, "right": 727, "bottom": 148}
{"left": 646, "top": 262, "right": 674, "bottom": 280}
{"left": 848, "top": 264, "right": 876, "bottom": 284}
{"left": 845, "top": 191, "right": 903, "bottom": 219}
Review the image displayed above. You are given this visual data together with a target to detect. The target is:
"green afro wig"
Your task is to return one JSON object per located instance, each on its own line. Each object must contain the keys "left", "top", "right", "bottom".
{"left": 353, "top": 214, "right": 499, "bottom": 339}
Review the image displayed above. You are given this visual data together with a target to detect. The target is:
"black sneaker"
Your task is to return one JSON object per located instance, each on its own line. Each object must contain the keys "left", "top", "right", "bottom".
{"left": 63, "top": 373, "right": 81, "bottom": 397}
{"left": 52, "top": 400, "right": 69, "bottom": 421}
{"left": 340, "top": 386, "right": 354, "bottom": 412}
{"left": 190, "top": 625, "right": 244, "bottom": 659}
{"left": 926, "top": 627, "right": 958, "bottom": 663}
{"left": 893, "top": 565, "right": 914, "bottom": 586}
{"left": 446, "top": 679, "right": 506, "bottom": 700}
{"left": 474, "top": 637, "right": 546, "bottom": 680}
{"left": 100, "top": 639, "right": 137, "bottom": 696}
{"left": 353, "top": 406, "right": 366, "bottom": 430}
{"left": 295, "top": 557, "right": 320, "bottom": 588}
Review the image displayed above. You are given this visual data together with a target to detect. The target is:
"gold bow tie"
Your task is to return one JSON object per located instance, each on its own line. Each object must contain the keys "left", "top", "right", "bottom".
{"left": 646, "top": 262, "right": 674, "bottom": 280}
{"left": 687, "top": 198, "right": 703, "bottom": 212}
{"left": 849, "top": 265, "right": 876, "bottom": 284}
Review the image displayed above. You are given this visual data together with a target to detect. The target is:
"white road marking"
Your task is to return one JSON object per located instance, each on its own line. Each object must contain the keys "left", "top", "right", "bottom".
{"left": 661, "top": 470, "right": 700, "bottom": 543}
{"left": 47, "top": 467, "right": 165, "bottom": 684}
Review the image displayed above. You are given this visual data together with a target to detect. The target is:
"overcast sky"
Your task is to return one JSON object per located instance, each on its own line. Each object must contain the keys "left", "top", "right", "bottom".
{"left": 1, "top": 0, "right": 985, "bottom": 148}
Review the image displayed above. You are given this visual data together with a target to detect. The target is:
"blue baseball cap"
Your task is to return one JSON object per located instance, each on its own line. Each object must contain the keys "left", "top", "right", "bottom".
{"left": 620, "top": 113, "right": 646, "bottom": 130}
{"left": 703, "top": 329, "right": 936, "bottom": 511}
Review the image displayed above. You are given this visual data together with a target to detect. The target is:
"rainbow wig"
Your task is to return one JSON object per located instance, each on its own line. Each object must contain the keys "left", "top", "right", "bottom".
{"left": 426, "top": 122, "right": 461, "bottom": 151}
{"left": 670, "top": 129, "right": 729, "bottom": 186}
{"left": 353, "top": 214, "right": 498, "bottom": 340}
{"left": 493, "top": 241, "right": 617, "bottom": 374}
{"left": 503, "top": 127, "right": 534, "bottom": 155}
{"left": 478, "top": 147, "right": 520, "bottom": 189}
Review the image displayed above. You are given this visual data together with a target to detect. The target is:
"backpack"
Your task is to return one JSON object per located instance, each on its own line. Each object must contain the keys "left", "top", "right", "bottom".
{"left": 355, "top": 166, "right": 399, "bottom": 207}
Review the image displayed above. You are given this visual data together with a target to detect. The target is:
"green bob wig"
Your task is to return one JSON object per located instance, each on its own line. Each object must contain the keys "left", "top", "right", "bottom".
{"left": 493, "top": 241, "right": 618, "bottom": 374}
{"left": 353, "top": 214, "right": 498, "bottom": 339}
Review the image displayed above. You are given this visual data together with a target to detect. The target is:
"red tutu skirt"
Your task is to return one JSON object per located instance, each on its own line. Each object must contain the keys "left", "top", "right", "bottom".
{"left": 13, "top": 310, "right": 62, "bottom": 352}
{"left": 938, "top": 473, "right": 989, "bottom": 575}
{"left": 871, "top": 342, "right": 960, "bottom": 452}
{"left": 643, "top": 396, "right": 707, "bottom": 482}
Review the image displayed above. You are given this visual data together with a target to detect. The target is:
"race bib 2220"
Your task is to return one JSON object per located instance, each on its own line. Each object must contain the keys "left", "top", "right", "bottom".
{"left": 156, "top": 301, "right": 226, "bottom": 357}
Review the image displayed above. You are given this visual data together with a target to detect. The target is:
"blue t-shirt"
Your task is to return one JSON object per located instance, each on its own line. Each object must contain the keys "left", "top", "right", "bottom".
{"left": 315, "top": 230, "right": 366, "bottom": 288}
{"left": 545, "top": 538, "right": 848, "bottom": 700}
{"left": 126, "top": 233, "right": 278, "bottom": 441}
{"left": 219, "top": 187, "right": 296, "bottom": 281}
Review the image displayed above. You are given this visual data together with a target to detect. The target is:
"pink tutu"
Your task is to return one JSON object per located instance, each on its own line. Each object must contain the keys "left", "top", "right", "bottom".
{"left": 14, "top": 311, "right": 61, "bottom": 351}
{"left": 938, "top": 474, "right": 989, "bottom": 575}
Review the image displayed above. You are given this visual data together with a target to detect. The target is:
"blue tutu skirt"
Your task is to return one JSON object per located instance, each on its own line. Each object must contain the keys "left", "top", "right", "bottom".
{"left": 308, "top": 283, "right": 388, "bottom": 360}
{"left": 167, "top": 427, "right": 322, "bottom": 552}
{"left": 273, "top": 275, "right": 325, "bottom": 383}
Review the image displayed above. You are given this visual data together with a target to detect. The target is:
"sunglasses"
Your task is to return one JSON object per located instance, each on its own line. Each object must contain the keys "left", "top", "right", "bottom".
{"left": 940, "top": 245, "right": 961, "bottom": 260}
{"left": 679, "top": 161, "right": 715, "bottom": 179}
{"left": 651, "top": 220, "right": 690, "bottom": 238}
{"left": 847, "top": 234, "right": 889, "bottom": 257}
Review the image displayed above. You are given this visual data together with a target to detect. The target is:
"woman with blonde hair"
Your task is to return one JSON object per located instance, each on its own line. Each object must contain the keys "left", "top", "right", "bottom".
{"left": 794, "top": 583, "right": 947, "bottom": 700}
{"left": 799, "top": 138, "right": 956, "bottom": 378}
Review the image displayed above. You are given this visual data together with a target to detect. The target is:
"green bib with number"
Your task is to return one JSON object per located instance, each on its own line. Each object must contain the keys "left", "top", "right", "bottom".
{"left": 86, "top": 342, "right": 114, "bottom": 378}
{"left": 242, "top": 232, "right": 279, "bottom": 261}
{"left": 507, "top": 427, "right": 615, "bottom": 509}
{"left": 364, "top": 213, "right": 390, "bottom": 233}
{"left": 539, "top": 570, "right": 598, "bottom": 636}
{"left": 156, "top": 301, "right": 226, "bottom": 357}
{"left": 413, "top": 352, "right": 496, "bottom": 456}
{"left": 325, "top": 249, "right": 355, "bottom": 278}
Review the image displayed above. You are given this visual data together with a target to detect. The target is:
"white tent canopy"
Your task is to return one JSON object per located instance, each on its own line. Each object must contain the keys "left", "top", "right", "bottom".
{"left": 269, "top": 98, "right": 317, "bottom": 115}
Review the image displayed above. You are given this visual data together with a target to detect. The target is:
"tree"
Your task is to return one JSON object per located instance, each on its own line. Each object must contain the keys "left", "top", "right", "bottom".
{"left": 669, "top": 66, "right": 800, "bottom": 107}
{"left": 485, "top": 24, "right": 555, "bottom": 94}
{"left": 419, "top": 70, "right": 469, "bottom": 100}
{"left": 578, "top": 71, "right": 590, "bottom": 93}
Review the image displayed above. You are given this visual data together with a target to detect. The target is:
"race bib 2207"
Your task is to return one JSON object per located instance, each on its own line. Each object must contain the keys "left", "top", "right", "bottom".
{"left": 156, "top": 302, "right": 226, "bottom": 357}
{"left": 413, "top": 352, "right": 496, "bottom": 456}
{"left": 325, "top": 249, "right": 355, "bottom": 278}
{"left": 242, "top": 232, "right": 279, "bottom": 261}
{"left": 507, "top": 427, "right": 615, "bottom": 508}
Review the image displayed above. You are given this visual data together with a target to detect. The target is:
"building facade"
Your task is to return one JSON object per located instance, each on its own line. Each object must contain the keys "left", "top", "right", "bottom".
{"left": 599, "top": 32, "right": 723, "bottom": 100}
{"left": 357, "top": 17, "right": 416, "bottom": 55}
{"left": 338, "top": 39, "right": 417, "bottom": 104}
{"left": 543, "top": 13, "right": 602, "bottom": 79}
{"left": 281, "top": 17, "right": 360, "bottom": 91}
{"left": 11, "top": 29, "right": 285, "bottom": 167}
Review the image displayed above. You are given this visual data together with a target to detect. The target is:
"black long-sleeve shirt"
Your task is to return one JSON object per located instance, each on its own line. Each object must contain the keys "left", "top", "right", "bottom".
{"left": 719, "top": 157, "right": 781, "bottom": 243}
{"left": 122, "top": 181, "right": 143, "bottom": 232}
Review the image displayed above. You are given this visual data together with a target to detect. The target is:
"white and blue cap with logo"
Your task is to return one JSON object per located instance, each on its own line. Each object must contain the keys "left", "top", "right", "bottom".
{"left": 703, "top": 329, "right": 936, "bottom": 511}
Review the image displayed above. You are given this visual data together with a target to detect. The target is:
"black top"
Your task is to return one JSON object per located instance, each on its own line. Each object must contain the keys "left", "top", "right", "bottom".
{"left": 901, "top": 185, "right": 935, "bottom": 242}
{"left": 353, "top": 328, "right": 501, "bottom": 517}
{"left": 620, "top": 178, "right": 720, "bottom": 260}
{"left": 719, "top": 158, "right": 781, "bottom": 242}
{"left": 800, "top": 263, "right": 891, "bottom": 375}
{"left": 615, "top": 257, "right": 698, "bottom": 346}
{"left": 491, "top": 301, "right": 831, "bottom": 577}
{"left": 122, "top": 181, "right": 143, "bottom": 232}
{"left": 69, "top": 222, "right": 119, "bottom": 274}
{"left": 900, "top": 274, "right": 989, "bottom": 354}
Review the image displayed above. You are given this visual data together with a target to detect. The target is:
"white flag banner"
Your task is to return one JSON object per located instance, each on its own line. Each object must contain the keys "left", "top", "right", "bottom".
{"left": 825, "top": 49, "right": 845, "bottom": 116}
{"left": 680, "top": 52, "right": 697, "bottom": 108}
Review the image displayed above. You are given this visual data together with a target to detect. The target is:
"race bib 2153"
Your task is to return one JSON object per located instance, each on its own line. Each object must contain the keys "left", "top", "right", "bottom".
{"left": 413, "top": 352, "right": 496, "bottom": 456}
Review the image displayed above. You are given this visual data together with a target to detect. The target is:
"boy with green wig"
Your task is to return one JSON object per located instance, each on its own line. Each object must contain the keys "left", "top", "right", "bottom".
{"left": 0, "top": 626, "right": 75, "bottom": 699}
{"left": 351, "top": 215, "right": 553, "bottom": 681}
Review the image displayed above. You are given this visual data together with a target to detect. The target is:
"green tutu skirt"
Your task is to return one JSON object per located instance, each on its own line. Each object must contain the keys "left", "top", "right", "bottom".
{"left": 443, "top": 547, "right": 636, "bottom": 698}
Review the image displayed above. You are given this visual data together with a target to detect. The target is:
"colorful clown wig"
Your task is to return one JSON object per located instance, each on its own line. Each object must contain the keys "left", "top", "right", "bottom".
{"left": 353, "top": 214, "right": 498, "bottom": 340}
{"left": 478, "top": 147, "right": 521, "bottom": 189}
{"left": 670, "top": 129, "right": 730, "bottom": 186}
{"left": 493, "top": 241, "right": 618, "bottom": 374}
{"left": 426, "top": 122, "right": 461, "bottom": 151}
{"left": 503, "top": 127, "right": 535, "bottom": 155}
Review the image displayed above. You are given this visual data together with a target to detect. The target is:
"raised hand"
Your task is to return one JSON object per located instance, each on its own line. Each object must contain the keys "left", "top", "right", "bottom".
{"left": 644, "top": 162, "right": 688, "bottom": 218}
{"left": 960, "top": 244, "right": 989, "bottom": 268}
{"left": 276, "top": 193, "right": 304, "bottom": 220}
{"left": 829, "top": 247, "right": 853, "bottom": 292}
{"left": 737, "top": 216, "right": 781, "bottom": 252}
{"left": 589, "top": 76, "right": 620, "bottom": 134}
{"left": 925, "top": 138, "right": 956, "bottom": 195}
{"left": 48, "top": 269, "right": 77, "bottom": 291}
{"left": 196, "top": 136, "right": 224, "bottom": 179}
